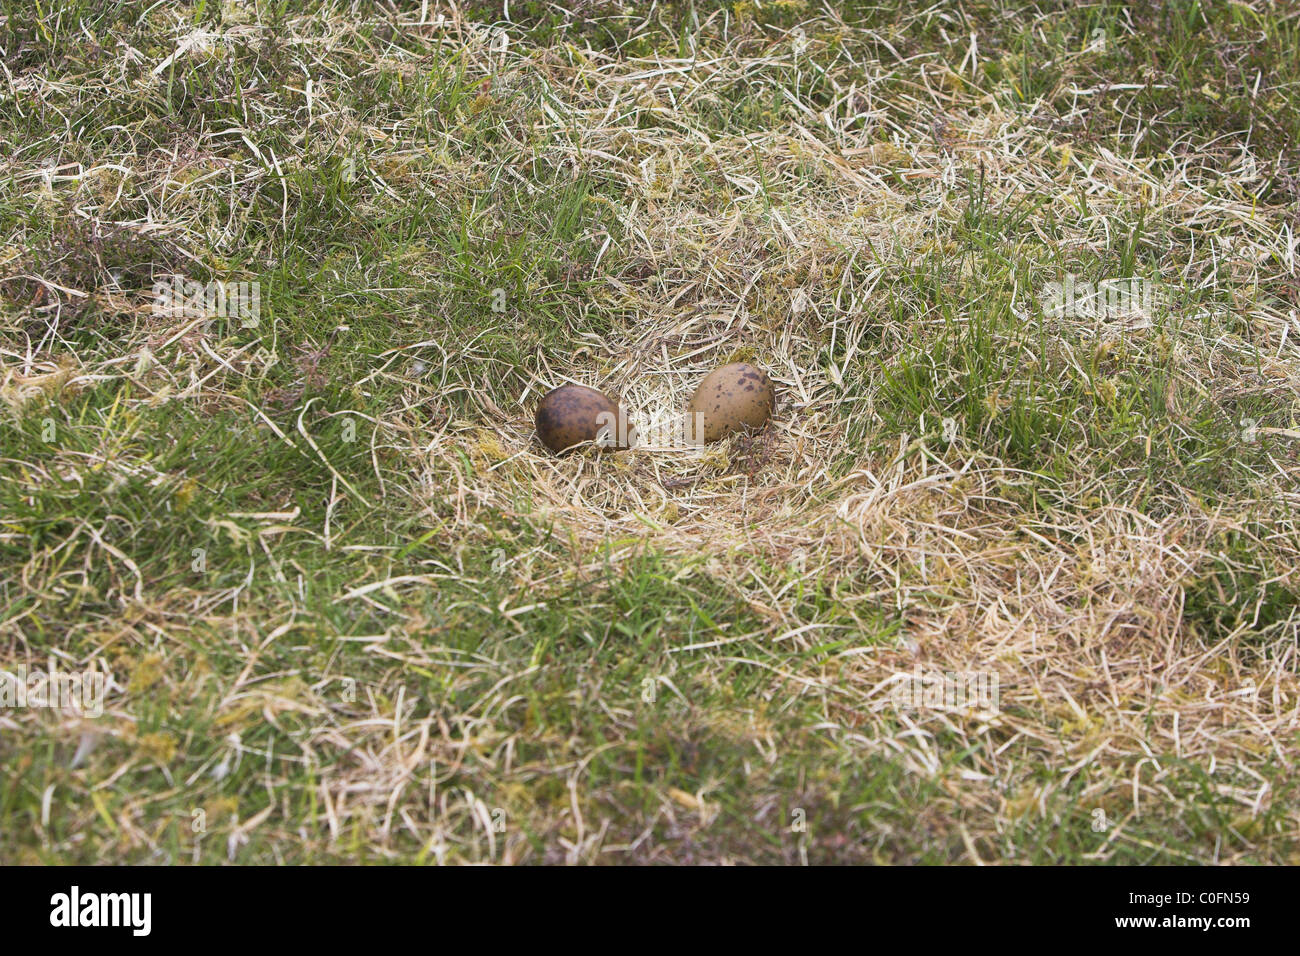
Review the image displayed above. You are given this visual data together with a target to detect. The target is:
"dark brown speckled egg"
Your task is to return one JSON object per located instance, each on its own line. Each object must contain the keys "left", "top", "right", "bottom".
{"left": 687, "top": 363, "right": 776, "bottom": 444}
{"left": 534, "top": 384, "right": 634, "bottom": 454}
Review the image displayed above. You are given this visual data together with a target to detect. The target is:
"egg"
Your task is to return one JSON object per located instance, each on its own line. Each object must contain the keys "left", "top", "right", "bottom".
{"left": 534, "top": 384, "right": 635, "bottom": 454}
{"left": 686, "top": 362, "right": 776, "bottom": 444}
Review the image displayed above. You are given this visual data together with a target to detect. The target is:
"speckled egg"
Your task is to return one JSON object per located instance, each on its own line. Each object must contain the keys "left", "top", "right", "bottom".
{"left": 686, "top": 362, "right": 776, "bottom": 444}
{"left": 534, "top": 384, "right": 634, "bottom": 454}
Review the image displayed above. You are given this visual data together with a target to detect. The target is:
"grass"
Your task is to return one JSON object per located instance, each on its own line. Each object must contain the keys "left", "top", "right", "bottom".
{"left": 1, "top": 0, "right": 1298, "bottom": 864}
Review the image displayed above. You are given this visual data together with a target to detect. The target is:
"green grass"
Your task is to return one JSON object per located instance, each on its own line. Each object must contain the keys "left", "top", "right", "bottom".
{"left": 2, "top": 0, "right": 1298, "bottom": 865}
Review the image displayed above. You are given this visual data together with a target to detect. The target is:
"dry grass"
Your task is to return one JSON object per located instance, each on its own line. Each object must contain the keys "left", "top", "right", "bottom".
{"left": 2, "top": 1, "right": 1298, "bottom": 863}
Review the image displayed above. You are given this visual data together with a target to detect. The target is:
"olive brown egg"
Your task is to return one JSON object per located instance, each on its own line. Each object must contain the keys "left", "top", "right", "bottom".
{"left": 534, "top": 384, "right": 635, "bottom": 454}
{"left": 686, "top": 362, "right": 776, "bottom": 444}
